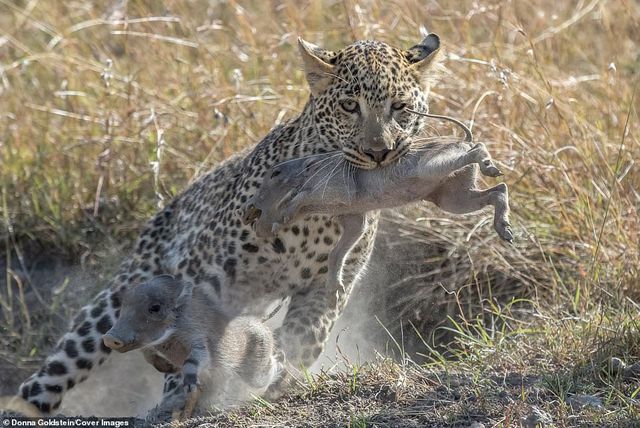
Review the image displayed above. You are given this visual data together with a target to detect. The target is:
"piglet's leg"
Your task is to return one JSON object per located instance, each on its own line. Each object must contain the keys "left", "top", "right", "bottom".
{"left": 180, "top": 340, "right": 209, "bottom": 419}
{"left": 416, "top": 142, "right": 502, "bottom": 179}
{"left": 430, "top": 182, "right": 512, "bottom": 242}
{"left": 181, "top": 389, "right": 200, "bottom": 421}
{"left": 328, "top": 214, "right": 366, "bottom": 295}
{"left": 236, "top": 325, "right": 280, "bottom": 390}
{"left": 146, "top": 372, "right": 186, "bottom": 423}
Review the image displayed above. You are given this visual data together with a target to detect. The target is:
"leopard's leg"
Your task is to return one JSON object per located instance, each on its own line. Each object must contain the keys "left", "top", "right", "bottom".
{"left": 17, "top": 286, "right": 122, "bottom": 413}
{"left": 268, "top": 285, "right": 340, "bottom": 395}
{"left": 17, "top": 207, "right": 176, "bottom": 413}
{"left": 266, "top": 213, "right": 377, "bottom": 398}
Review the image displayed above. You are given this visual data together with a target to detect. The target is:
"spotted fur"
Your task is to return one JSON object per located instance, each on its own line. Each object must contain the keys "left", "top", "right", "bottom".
{"left": 18, "top": 34, "right": 443, "bottom": 415}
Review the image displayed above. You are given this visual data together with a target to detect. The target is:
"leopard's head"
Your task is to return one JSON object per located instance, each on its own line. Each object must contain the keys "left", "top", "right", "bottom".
{"left": 299, "top": 35, "right": 442, "bottom": 170}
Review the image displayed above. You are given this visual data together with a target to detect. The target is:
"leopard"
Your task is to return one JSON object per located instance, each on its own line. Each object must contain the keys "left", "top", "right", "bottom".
{"left": 17, "top": 33, "right": 444, "bottom": 416}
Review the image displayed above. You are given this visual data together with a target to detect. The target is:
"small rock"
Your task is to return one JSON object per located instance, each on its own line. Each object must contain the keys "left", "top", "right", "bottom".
{"left": 609, "top": 357, "right": 626, "bottom": 374}
{"left": 447, "top": 374, "right": 472, "bottom": 387}
{"left": 501, "top": 372, "right": 538, "bottom": 387}
{"left": 623, "top": 362, "right": 640, "bottom": 380}
{"left": 522, "top": 407, "right": 552, "bottom": 428}
{"left": 566, "top": 394, "right": 603, "bottom": 410}
{"left": 608, "top": 357, "right": 640, "bottom": 379}
{"left": 467, "top": 422, "right": 485, "bottom": 428}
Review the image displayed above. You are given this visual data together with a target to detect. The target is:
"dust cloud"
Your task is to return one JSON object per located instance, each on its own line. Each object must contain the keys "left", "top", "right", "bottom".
{"left": 60, "top": 352, "right": 162, "bottom": 417}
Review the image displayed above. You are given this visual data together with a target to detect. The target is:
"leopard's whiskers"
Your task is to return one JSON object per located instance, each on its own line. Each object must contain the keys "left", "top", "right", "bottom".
{"left": 290, "top": 153, "right": 342, "bottom": 183}
{"left": 341, "top": 160, "right": 353, "bottom": 201}
{"left": 347, "top": 162, "right": 356, "bottom": 202}
{"left": 318, "top": 157, "right": 346, "bottom": 200}
{"left": 274, "top": 151, "right": 340, "bottom": 170}
{"left": 297, "top": 153, "right": 343, "bottom": 191}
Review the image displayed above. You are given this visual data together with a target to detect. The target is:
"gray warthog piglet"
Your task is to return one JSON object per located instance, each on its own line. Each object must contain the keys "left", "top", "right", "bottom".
{"left": 102, "top": 275, "right": 280, "bottom": 420}
{"left": 244, "top": 139, "right": 512, "bottom": 291}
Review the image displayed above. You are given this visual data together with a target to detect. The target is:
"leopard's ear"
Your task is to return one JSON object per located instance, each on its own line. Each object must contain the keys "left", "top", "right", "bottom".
{"left": 405, "top": 33, "right": 441, "bottom": 71}
{"left": 298, "top": 38, "right": 336, "bottom": 97}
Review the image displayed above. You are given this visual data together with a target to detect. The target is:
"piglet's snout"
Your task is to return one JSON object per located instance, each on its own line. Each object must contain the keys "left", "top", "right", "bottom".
{"left": 102, "top": 334, "right": 124, "bottom": 350}
{"left": 102, "top": 328, "right": 135, "bottom": 352}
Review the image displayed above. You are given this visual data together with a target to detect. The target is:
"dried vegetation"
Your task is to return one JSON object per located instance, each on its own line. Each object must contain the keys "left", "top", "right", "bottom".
{"left": 1, "top": 0, "right": 639, "bottom": 426}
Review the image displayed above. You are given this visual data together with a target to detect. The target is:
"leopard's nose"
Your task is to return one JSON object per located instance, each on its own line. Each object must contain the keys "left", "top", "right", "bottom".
{"left": 363, "top": 148, "right": 392, "bottom": 163}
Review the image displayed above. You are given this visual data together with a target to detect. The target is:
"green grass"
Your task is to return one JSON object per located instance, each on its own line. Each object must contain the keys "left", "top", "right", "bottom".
{"left": 1, "top": 0, "right": 639, "bottom": 426}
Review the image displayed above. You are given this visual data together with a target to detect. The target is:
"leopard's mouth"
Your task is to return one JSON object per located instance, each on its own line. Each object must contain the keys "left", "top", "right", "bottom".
{"left": 343, "top": 138, "right": 412, "bottom": 170}
{"left": 380, "top": 138, "right": 412, "bottom": 166}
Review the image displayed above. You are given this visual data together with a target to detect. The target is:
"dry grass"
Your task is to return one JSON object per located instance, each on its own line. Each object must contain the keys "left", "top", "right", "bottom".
{"left": 1, "top": 0, "right": 639, "bottom": 426}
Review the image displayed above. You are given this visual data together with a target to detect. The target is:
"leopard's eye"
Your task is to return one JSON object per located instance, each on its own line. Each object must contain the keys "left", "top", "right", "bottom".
{"left": 340, "top": 99, "right": 359, "bottom": 113}
{"left": 391, "top": 101, "right": 407, "bottom": 111}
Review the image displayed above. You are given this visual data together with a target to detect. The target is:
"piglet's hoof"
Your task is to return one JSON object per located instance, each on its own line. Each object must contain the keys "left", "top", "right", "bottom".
{"left": 243, "top": 203, "right": 262, "bottom": 225}
{"left": 495, "top": 219, "right": 514, "bottom": 243}
{"left": 480, "top": 159, "right": 503, "bottom": 177}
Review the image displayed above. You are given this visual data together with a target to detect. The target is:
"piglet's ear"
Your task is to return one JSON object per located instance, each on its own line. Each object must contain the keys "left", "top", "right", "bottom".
{"left": 149, "top": 275, "right": 191, "bottom": 308}
{"left": 152, "top": 274, "right": 177, "bottom": 286}
{"left": 175, "top": 281, "right": 194, "bottom": 309}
